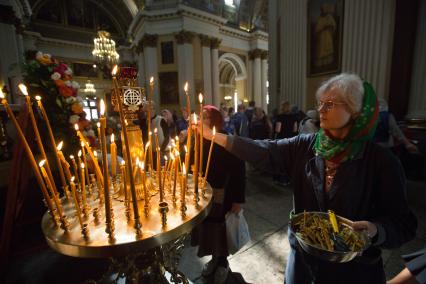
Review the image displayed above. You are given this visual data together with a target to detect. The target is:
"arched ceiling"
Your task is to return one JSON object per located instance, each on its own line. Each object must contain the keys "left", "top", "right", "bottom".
{"left": 28, "top": 0, "right": 133, "bottom": 44}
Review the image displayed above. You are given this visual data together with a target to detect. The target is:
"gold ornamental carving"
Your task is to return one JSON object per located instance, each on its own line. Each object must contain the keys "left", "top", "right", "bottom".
{"left": 199, "top": 34, "right": 211, "bottom": 47}
{"left": 210, "top": 37, "right": 221, "bottom": 49}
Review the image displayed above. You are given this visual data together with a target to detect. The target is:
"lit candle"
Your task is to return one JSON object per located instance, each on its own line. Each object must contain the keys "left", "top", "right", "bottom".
{"left": 81, "top": 142, "right": 91, "bottom": 196}
{"left": 184, "top": 82, "right": 190, "bottom": 117}
{"left": 193, "top": 114, "right": 199, "bottom": 199}
{"left": 110, "top": 133, "right": 117, "bottom": 179}
{"left": 147, "top": 77, "right": 154, "bottom": 170}
{"left": 172, "top": 153, "right": 178, "bottom": 200}
{"left": 80, "top": 162, "right": 88, "bottom": 216}
{"left": 203, "top": 127, "right": 216, "bottom": 188}
{"left": 112, "top": 65, "right": 141, "bottom": 232}
{"left": 198, "top": 93, "right": 204, "bottom": 178}
{"left": 2, "top": 88, "right": 56, "bottom": 223}
{"left": 99, "top": 99, "right": 112, "bottom": 230}
{"left": 75, "top": 124, "right": 103, "bottom": 187}
{"left": 93, "top": 151, "right": 103, "bottom": 198}
{"left": 56, "top": 142, "right": 72, "bottom": 184}
{"left": 69, "top": 155, "right": 80, "bottom": 184}
{"left": 148, "top": 131, "right": 154, "bottom": 174}
{"left": 120, "top": 160, "right": 128, "bottom": 207}
{"left": 154, "top": 128, "right": 163, "bottom": 201}
{"left": 162, "top": 155, "right": 168, "bottom": 194}
{"left": 96, "top": 122, "right": 101, "bottom": 141}
{"left": 181, "top": 162, "right": 187, "bottom": 203}
{"left": 141, "top": 161, "right": 148, "bottom": 209}
{"left": 39, "top": 160, "right": 65, "bottom": 221}
{"left": 69, "top": 176, "right": 84, "bottom": 231}
{"left": 20, "top": 85, "right": 64, "bottom": 199}
{"left": 144, "top": 140, "right": 151, "bottom": 175}
{"left": 34, "top": 95, "right": 67, "bottom": 192}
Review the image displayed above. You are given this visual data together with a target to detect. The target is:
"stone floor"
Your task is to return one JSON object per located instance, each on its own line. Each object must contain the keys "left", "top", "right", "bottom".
{"left": 3, "top": 171, "right": 425, "bottom": 284}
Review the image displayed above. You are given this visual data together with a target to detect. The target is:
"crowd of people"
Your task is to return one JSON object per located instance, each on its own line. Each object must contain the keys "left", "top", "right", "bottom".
{"left": 131, "top": 73, "right": 423, "bottom": 284}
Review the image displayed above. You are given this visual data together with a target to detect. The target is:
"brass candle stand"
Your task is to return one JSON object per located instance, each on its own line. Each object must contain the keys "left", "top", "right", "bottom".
{"left": 42, "top": 175, "right": 212, "bottom": 283}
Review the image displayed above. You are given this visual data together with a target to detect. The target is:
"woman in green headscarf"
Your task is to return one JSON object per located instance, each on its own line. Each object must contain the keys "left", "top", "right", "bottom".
{"left": 199, "top": 73, "right": 417, "bottom": 284}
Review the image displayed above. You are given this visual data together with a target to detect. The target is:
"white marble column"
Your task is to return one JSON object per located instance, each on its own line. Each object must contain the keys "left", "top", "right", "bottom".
{"left": 261, "top": 51, "right": 268, "bottom": 112}
{"left": 251, "top": 49, "right": 262, "bottom": 109}
{"left": 176, "top": 31, "right": 195, "bottom": 109}
{"left": 246, "top": 58, "right": 253, "bottom": 102}
{"left": 140, "top": 34, "right": 159, "bottom": 107}
{"left": 200, "top": 35, "right": 212, "bottom": 105}
{"left": 407, "top": 0, "right": 426, "bottom": 119}
{"left": 136, "top": 47, "right": 145, "bottom": 88}
{"left": 211, "top": 38, "right": 221, "bottom": 107}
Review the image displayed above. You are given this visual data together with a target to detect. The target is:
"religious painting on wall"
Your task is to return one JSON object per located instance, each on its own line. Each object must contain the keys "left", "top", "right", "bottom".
{"left": 307, "top": 0, "right": 344, "bottom": 77}
{"left": 159, "top": 72, "right": 179, "bottom": 105}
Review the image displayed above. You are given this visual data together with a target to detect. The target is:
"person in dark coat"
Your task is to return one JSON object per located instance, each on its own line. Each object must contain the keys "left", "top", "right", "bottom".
{"left": 191, "top": 105, "right": 246, "bottom": 284}
{"left": 199, "top": 73, "right": 417, "bottom": 284}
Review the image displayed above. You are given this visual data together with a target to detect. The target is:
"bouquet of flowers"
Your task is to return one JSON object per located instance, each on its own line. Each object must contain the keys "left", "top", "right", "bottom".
{"left": 23, "top": 51, "right": 95, "bottom": 153}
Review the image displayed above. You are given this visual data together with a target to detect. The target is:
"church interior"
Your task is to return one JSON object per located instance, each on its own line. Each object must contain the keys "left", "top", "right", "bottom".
{"left": 0, "top": 0, "right": 425, "bottom": 283}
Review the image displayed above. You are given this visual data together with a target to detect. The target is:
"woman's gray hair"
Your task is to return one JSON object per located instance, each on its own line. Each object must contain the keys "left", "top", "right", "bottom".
{"left": 316, "top": 73, "right": 364, "bottom": 116}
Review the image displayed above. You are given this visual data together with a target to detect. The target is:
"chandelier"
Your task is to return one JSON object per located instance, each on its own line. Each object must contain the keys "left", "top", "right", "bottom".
{"left": 84, "top": 80, "right": 96, "bottom": 94}
{"left": 92, "top": 30, "right": 119, "bottom": 66}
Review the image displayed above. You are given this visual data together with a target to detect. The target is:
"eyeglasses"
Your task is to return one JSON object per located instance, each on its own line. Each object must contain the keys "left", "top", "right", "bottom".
{"left": 317, "top": 100, "right": 346, "bottom": 112}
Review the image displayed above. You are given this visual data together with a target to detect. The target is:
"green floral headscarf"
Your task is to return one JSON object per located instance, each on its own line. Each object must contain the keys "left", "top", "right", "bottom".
{"left": 314, "top": 81, "right": 379, "bottom": 163}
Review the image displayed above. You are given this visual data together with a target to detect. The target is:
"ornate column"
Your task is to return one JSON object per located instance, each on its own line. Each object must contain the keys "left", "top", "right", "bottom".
{"left": 211, "top": 38, "right": 221, "bottom": 107}
{"left": 135, "top": 41, "right": 145, "bottom": 88}
{"left": 261, "top": 51, "right": 268, "bottom": 112}
{"left": 250, "top": 49, "right": 262, "bottom": 109}
{"left": 0, "top": 5, "right": 25, "bottom": 102}
{"left": 175, "top": 31, "right": 195, "bottom": 108}
{"left": 199, "top": 35, "right": 212, "bottom": 105}
{"left": 140, "top": 34, "right": 159, "bottom": 106}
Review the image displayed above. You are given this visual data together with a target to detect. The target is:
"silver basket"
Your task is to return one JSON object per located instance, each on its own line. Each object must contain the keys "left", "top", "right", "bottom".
{"left": 289, "top": 211, "right": 371, "bottom": 263}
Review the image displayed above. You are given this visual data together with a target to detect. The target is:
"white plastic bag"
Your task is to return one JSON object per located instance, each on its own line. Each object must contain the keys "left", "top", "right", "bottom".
{"left": 225, "top": 209, "right": 251, "bottom": 255}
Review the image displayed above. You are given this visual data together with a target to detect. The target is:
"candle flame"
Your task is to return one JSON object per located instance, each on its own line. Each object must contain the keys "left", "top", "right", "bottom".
{"left": 78, "top": 150, "right": 82, "bottom": 157}
{"left": 35, "top": 95, "right": 41, "bottom": 101}
{"left": 175, "top": 135, "right": 179, "bottom": 141}
{"left": 193, "top": 113, "right": 197, "bottom": 124}
{"left": 71, "top": 176, "right": 75, "bottom": 182}
{"left": 97, "top": 122, "right": 100, "bottom": 128}
{"left": 81, "top": 162, "right": 85, "bottom": 169}
{"left": 100, "top": 99, "right": 105, "bottom": 116}
{"left": 74, "top": 124, "right": 79, "bottom": 131}
{"left": 170, "top": 153, "right": 175, "bottom": 160}
{"left": 0, "top": 88, "right": 4, "bottom": 99}
{"left": 124, "top": 119, "right": 128, "bottom": 126}
{"left": 112, "top": 65, "right": 118, "bottom": 76}
{"left": 94, "top": 151, "right": 98, "bottom": 157}
{"left": 150, "top": 77, "right": 154, "bottom": 85}
{"left": 149, "top": 131, "right": 152, "bottom": 136}
{"left": 121, "top": 160, "right": 125, "bottom": 166}
{"left": 154, "top": 128, "right": 158, "bottom": 134}
{"left": 184, "top": 145, "right": 188, "bottom": 153}
{"left": 145, "top": 141, "right": 151, "bottom": 148}
{"left": 184, "top": 82, "right": 188, "bottom": 93}
{"left": 39, "top": 159, "right": 46, "bottom": 167}
{"left": 57, "top": 141, "right": 63, "bottom": 151}
{"left": 164, "top": 155, "right": 168, "bottom": 161}
{"left": 136, "top": 157, "right": 140, "bottom": 165}
{"left": 111, "top": 133, "right": 115, "bottom": 143}
{"left": 18, "top": 83, "right": 28, "bottom": 96}
{"left": 182, "top": 163, "right": 186, "bottom": 175}
{"left": 213, "top": 126, "right": 216, "bottom": 136}
{"left": 141, "top": 161, "right": 145, "bottom": 170}
{"left": 81, "top": 141, "right": 85, "bottom": 147}
{"left": 198, "top": 93, "right": 203, "bottom": 103}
